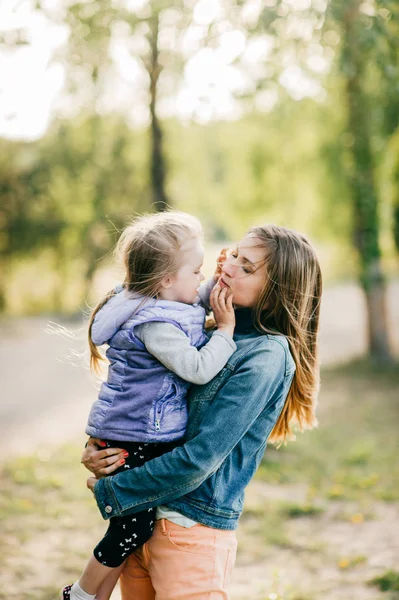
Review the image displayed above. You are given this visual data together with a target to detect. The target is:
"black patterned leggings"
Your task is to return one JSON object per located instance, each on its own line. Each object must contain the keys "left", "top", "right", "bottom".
{"left": 93, "top": 438, "right": 181, "bottom": 568}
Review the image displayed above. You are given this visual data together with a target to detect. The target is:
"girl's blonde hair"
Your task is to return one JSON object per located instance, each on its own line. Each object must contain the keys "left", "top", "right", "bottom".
{"left": 248, "top": 225, "right": 322, "bottom": 444}
{"left": 88, "top": 211, "right": 202, "bottom": 372}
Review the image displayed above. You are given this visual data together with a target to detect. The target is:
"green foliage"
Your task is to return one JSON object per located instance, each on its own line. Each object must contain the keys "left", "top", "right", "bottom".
{"left": 0, "top": 114, "right": 152, "bottom": 312}
{"left": 1, "top": 0, "right": 399, "bottom": 318}
{"left": 280, "top": 502, "right": 324, "bottom": 518}
{"left": 167, "top": 99, "right": 353, "bottom": 244}
{"left": 1, "top": 98, "right": 360, "bottom": 314}
{"left": 369, "top": 570, "right": 399, "bottom": 592}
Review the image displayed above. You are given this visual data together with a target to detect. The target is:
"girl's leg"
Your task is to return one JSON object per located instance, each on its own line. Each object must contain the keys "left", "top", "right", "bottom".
{"left": 76, "top": 508, "right": 155, "bottom": 599}
{"left": 60, "top": 559, "right": 114, "bottom": 600}
{"left": 95, "top": 563, "right": 125, "bottom": 600}
{"left": 121, "top": 519, "right": 237, "bottom": 600}
{"left": 78, "top": 556, "right": 115, "bottom": 595}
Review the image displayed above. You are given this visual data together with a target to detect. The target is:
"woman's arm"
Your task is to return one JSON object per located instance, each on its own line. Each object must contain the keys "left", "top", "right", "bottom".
{"left": 92, "top": 338, "right": 288, "bottom": 520}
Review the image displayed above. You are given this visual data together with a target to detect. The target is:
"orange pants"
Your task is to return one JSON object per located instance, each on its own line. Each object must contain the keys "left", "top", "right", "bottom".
{"left": 119, "top": 519, "right": 237, "bottom": 599}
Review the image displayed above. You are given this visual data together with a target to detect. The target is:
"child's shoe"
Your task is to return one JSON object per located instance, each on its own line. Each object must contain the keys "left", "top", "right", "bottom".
{"left": 59, "top": 582, "right": 95, "bottom": 600}
{"left": 60, "top": 584, "right": 73, "bottom": 599}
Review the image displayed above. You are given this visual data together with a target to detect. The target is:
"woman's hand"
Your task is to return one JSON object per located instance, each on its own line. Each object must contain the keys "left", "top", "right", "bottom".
{"left": 210, "top": 284, "right": 235, "bottom": 337}
{"left": 81, "top": 437, "right": 127, "bottom": 478}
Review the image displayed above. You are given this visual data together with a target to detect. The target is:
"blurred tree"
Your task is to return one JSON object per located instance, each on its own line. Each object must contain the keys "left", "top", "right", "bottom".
{"left": 45, "top": 114, "right": 148, "bottom": 304}
{"left": 331, "top": 0, "right": 396, "bottom": 361}
{"left": 36, "top": 0, "right": 200, "bottom": 211}
{"left": 0, "top": 1, "right": 192, "bottom": 211}
{"left": 0, "top": 115, "right": 148, "bottom": 312}
{"left": 147, "top": 9, "right": 168, "bottom": 211}
{"left": 330, "top": 0, "right": 387, "bottom": 359}
{"left": 375, "top": 5, "right": 399, "bottom": 255}
{"left": 0, "top": 140, "right": 66, "bottom": 311}
{"left": 383, "top": 128, "right": 399, "bottom": 255}
{"left": 61, "top": 0, "right": 170, "bottom": 210}
{"left": 1, "top": 0, "right": 397, "bottom": 325}
{"left": 245, "top": 0, "right": 396, "bottom": 361}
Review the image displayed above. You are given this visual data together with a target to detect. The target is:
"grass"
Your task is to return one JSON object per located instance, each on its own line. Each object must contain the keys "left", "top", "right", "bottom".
{"left": 279, "top": 503, "right": 324, "bottom": 518}
{"left": 0, "top": 444, "right": 102, "bottom": 600}
{"left": 0, "top": 360, "right": 398, "bottom": 600}
{"left": 237, "top": 360, "right": 399, "bottom": 598}
{"left": 369, "top": 570, "right": 399, "bottom": 592}
{"left": 255, "top": 361, "right": 399, "bottom": 505}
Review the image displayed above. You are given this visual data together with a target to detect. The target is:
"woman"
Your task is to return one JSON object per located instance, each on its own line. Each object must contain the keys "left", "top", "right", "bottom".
{"left": 82, "top": 224, "right": 322, "bottom": 600}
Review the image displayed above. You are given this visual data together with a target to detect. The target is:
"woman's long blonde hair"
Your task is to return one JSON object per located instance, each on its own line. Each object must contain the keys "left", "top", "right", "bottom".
{"left": 249, "top": 225, "right": 322, "bottom": 444}
{"left": 88, "top": 211, "right": 202, "bottom": 373}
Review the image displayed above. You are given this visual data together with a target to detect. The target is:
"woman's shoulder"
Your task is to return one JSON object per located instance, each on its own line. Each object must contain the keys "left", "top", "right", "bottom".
{"left": 234, "top": 332, "right": 295, "bottom": 377}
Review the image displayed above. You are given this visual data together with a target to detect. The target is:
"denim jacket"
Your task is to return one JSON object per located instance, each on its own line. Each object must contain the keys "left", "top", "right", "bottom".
{"left": 94, "top": 309, "right": 296, "bottom": 530}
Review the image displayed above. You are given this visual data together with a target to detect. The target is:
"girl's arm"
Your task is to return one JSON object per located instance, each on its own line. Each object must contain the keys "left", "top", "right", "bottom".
{"left": 92, "top": 338, "right": 288, "bottom": 520}
{"left": 136, "top": 322, "right": 236, "bottom": 385}
{"left": 136, "top": 285, "right": 236, "bottom": 385}
{"left": 137, "top": 285, "right": 237, "bottom": 385}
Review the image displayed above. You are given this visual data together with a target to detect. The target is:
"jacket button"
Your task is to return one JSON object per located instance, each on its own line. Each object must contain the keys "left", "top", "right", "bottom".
{"left": 105, "top": 505, "right": 113, "bottom": 514}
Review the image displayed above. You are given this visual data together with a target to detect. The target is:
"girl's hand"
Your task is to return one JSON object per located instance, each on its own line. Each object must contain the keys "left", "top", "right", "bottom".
{"left": 87, "top": 477, "right": 99, "bottom": 494}
{"left": 210, "top": 284, "right": 235, "bottom": 337}
{"left": 81, "top": 437, "right": 127, "bottom": 478}
{"left": 214, "top": 247, "right": 229, "bottom": 282}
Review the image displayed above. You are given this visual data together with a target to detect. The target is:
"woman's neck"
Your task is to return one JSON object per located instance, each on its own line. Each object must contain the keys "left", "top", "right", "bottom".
{"left": 234, "top": 307, "right": 256, "bottom": 334}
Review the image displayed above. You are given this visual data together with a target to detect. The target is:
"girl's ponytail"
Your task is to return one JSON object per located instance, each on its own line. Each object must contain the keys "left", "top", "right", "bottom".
{"left": 88, "top": 288, "right": 119, "bottom": 374}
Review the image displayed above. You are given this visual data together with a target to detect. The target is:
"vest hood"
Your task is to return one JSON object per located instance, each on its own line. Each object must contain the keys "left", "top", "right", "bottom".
{"left": 91, "top": 288, "right": 154, "bottom": 346}
{"left": 91, "top": 287, "right": 204, "bottom": 346}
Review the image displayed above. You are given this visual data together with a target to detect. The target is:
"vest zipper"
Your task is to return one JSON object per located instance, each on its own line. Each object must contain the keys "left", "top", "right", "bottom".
{"left": 155, "top": 401, "right": 162, "bottom": 431}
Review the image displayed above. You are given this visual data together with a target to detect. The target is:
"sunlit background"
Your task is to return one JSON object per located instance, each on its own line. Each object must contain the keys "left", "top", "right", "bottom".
{"left": 1, "top": 1, "right": 398, "bottom": 599}
{"left": 1, "top": 0, "right": 327, "bottom": 139}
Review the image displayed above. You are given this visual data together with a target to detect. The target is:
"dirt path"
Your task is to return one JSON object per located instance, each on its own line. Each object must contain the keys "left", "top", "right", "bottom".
{"left": 0, "top": 316, "right": 95, "bottom": 456}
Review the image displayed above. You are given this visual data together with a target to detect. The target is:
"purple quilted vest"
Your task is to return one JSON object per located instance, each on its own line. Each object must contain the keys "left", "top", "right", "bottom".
{"left": 85, "top": 289, "right": 208, "bottom": 443}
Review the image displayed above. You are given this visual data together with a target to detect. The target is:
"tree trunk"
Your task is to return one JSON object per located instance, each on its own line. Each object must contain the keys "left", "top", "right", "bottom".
{"left": 0, "top": 258, "right": 8, "bottom": 312}
{"left": 342, "top": 0, "right": 393, "bottom": 362}
{"left": 393, "top": 168, "right": 399, "bottom": 253}
{"left": 364, "top": 261, "right": 392, "bottom": 361}
{"left": 148, "top": 13, "right": 170, "bottom": 212}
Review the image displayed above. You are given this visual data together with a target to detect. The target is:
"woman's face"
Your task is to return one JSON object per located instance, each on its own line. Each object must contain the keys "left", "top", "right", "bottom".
{"left": 219, "top": 234, "right": 267, "bottom": 308}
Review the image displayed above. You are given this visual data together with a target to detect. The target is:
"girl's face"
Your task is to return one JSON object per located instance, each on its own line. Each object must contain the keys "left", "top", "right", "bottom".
{"left": 161, "top": 237, "right": 205, "bottom": 304}
{"left": 219, "top": 234, "right": 267, "bottom": 308}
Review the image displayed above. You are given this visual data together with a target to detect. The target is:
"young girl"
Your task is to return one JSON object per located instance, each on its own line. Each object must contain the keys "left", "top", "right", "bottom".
{"left": 61, "top": 211, "right": 236, "bottom": 600}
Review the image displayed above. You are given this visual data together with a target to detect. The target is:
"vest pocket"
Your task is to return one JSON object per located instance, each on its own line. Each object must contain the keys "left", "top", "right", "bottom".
{"left": 152, "top": 380, "right": 188, "bottom": 433}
